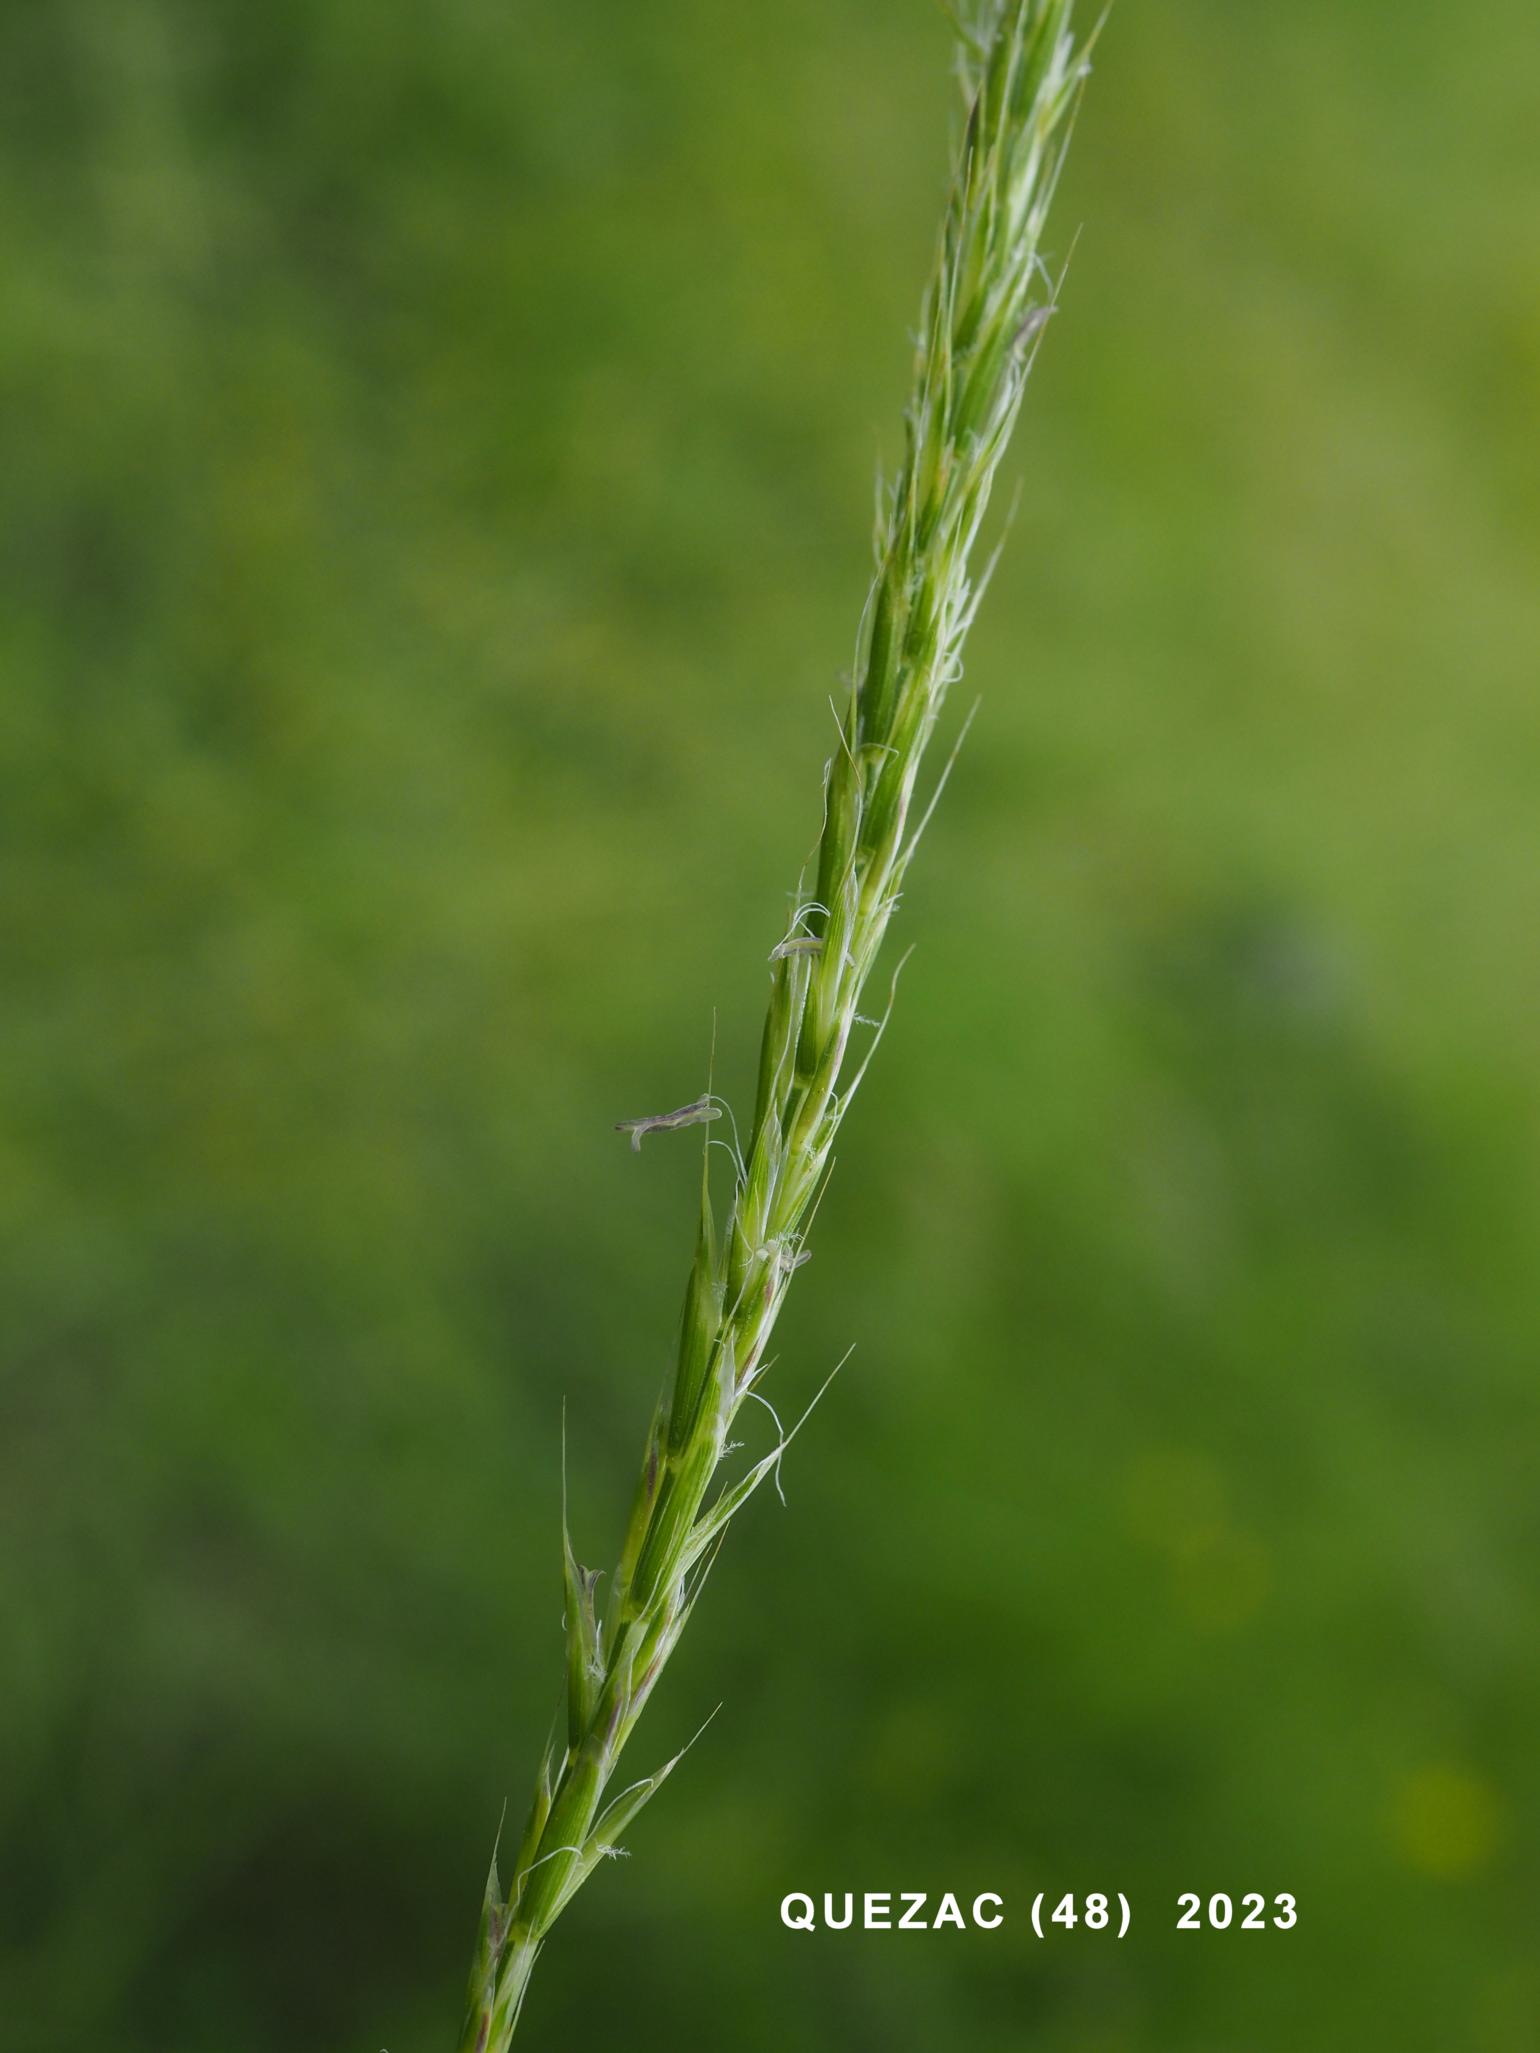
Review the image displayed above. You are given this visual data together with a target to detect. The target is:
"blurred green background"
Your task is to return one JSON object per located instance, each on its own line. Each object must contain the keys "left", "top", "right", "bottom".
{"left": 5, "top": 0, "right": 1538, "bottom": 2047}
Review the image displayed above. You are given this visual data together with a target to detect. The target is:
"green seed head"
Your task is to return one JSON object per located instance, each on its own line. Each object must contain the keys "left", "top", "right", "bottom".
{"left": 460, "top": 5, "right": 1097, "bottom": 2040}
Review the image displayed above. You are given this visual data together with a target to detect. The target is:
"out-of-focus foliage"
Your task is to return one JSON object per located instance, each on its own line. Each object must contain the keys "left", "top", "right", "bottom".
{"left": 3, "top": 2, "right": 1536, "bottom": 2048}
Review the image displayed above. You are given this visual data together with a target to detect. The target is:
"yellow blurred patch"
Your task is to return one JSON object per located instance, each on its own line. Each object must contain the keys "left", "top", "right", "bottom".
{"left": 1391, "top": 1764, "right": 1502, "bottom": 1880}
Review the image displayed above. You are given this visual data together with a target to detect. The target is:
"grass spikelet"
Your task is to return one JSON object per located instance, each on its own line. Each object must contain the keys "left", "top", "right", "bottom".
{"left": 456, "top": 4, "right": 1096, "bottom": 2042}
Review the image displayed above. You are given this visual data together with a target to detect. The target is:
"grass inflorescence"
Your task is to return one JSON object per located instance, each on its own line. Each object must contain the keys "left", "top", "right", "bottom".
{"left": 458, "top": 4, "right": 1094, "bottom": 2043}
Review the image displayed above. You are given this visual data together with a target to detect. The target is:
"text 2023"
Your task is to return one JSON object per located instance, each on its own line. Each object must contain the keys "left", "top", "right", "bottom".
{"left": 1177, "top": 1893, "right": 1297, "bottom": 1931}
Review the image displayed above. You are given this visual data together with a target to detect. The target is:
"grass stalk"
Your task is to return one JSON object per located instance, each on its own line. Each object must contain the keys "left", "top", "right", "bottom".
{"left": 458, "top": 5, "right": 1094, "bottom": 2043}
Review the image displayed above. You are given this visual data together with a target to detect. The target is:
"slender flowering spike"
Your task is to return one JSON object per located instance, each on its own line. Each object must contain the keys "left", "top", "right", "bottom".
{"left": 456, "top": 4, "right": 1096, "bottom": 2042}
